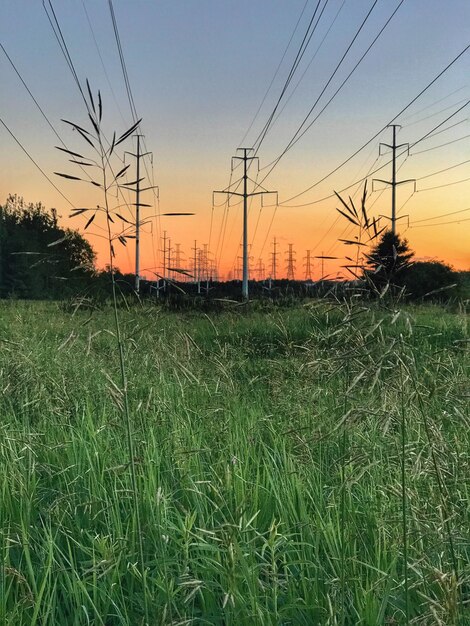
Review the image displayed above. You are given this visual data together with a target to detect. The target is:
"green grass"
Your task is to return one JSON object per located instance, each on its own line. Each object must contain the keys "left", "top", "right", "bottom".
{"left": 0, "top": 299, "right": 468, "bottom": 625}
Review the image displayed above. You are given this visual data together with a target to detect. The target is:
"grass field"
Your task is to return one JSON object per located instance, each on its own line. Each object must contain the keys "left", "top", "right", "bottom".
{"left": 0, "top": 299, "right": 468, "bottom": 625}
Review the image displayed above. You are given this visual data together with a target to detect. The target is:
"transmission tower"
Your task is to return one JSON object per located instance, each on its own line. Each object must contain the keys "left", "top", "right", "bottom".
{"left": 167, "top": 237, "right": 173, "bottom": 281}
{"left": 202, "top": 244, "right": 209, "bottom": 282}
{"left": 270, "top": 237, "right": 278, "bottom": 280}
{"left": 161, "top": 230, "right": 168, "bottom": 281}
{"left": 304, "top": 250, "right": 313, "bottom": 281}
{"left": 210, "top": 261, "right": 219, "bottom": 282}
{"left": 192, "top": 240, "right": 198, "bottom": 284}
{"left": 256, "top": 258, "right": 265, "bottom": 281}
{"left": 214, "top": 148, "right": 277, "bottom": 299}
{"left": 286, "top": 244, "right": 296, "bottom": 281}
{"left": 235, "top": 256, "right": 242, "bottom": 281}
{"left": 174, "top": 243, "right": 185, "bottom": 281}
{"left": 373, "top": 125, "right": 415, "bottom": 235}
{"left": 174, "top": 243, "right": 181, "bottom": 266}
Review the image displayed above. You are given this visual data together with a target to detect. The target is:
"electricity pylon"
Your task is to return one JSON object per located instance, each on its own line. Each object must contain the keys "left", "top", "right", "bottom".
{"left": 161, "top": 230, "right": 168, "bottom": 281}
{"left": 192, "top": 240, "right": 198, "bottom": 284}
{"left": 270, "top": 237, "right": 278, "bottom": 280}
{"left": 286, "top": 244, "right": 296, "bottom": 281}
{"left": 214, "top": 148, "right": 277, "bottom": 300}
{"left": 304, "top": 249, "right": 313, "bottom": 281}
{"left": 373, "top": 125, "right": 415, "bottom": 235}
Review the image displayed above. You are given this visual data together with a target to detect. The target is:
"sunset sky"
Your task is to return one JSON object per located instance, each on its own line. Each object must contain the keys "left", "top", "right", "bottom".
{"left": 1, "top": 0, "right": 469, "bottom": 280}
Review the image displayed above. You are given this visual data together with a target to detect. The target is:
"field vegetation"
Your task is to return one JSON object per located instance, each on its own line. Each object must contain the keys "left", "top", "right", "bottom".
{"left": 0, "top": 298, "right": 468, "bottom": 625}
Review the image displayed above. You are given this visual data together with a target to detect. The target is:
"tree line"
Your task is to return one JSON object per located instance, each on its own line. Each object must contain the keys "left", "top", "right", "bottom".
{"left": 0, "top": 194, "right": 467, "bottom": 303}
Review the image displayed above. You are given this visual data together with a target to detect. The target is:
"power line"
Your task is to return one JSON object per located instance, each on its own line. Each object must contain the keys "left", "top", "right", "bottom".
{"left": 281, "top": 99, "right": 470, "bottom": 207}
{"left": 269, "top": 0, "right": 347, "bottom": 133}
{"left": 254, "top": 0, "right": 401, "bottom": 257}
{"left": 416, "top": 158, "right": 470, "bottom": 181}
{"left": 416, "top": 176, "right": 470, "bottom": 193}
{"left": 279, "top": 44, "right": 470, "bottom": 205}
{"left": 81, "top": 0, "right": 128, "bottom": 126}
{"left": 1, "top": 43, "right": 63, "bottom": 145}
{"left": 415, "top": 118, "right": 468, "bottom": 143}
{"left": 400, "top": 84, "right": 468, "bottom": 122}
{"left": 0, "top": 116, "right": 75, "bottom": 208}
{"left": 43, "top": 0, "right": 90, "bottom": 114}
{"left": 411, "top": 207, "right": 470, "bottom": 224}
{"left": 43, "top": 0, "right": 156, "bottom": 277}
{"left": 409, "top": 217, "right": 470, "bottom": 228}
{"left": 238, "top": 0, "right": 310, "bottom": 147}
{"left": 108, "top": 0, "right": 138, "bottom": 123}
{"left": 259, "top": 0, "right": 399, "bottom": 180}
{"left": 402, "top": 97, "right": 469, "bottom": 128}
{"left": 411, "top": 133, "right": 470, "bottom": 155}
{"left": 252, "top": 0, "right": 327, "bottom": 153}
{"left": 0, "top": 41, "right": 101, "bottom": 189}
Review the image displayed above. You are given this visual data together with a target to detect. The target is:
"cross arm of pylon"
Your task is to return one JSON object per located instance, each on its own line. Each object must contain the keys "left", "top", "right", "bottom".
{"left": 372, "top": 178, "right": 416, "bottom": 191}
{"left": 379, "top": 142, "right": 409, "bottom": 155}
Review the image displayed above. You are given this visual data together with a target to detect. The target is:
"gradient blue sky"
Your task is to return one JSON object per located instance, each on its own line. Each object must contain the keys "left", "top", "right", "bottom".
{"left": 1, "top": 0, "right": 469, "bottom": 277}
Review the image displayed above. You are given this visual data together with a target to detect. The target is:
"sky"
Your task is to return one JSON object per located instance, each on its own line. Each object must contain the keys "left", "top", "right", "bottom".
{"left": 1, "top": 0, "right": 469, "bottom": 281}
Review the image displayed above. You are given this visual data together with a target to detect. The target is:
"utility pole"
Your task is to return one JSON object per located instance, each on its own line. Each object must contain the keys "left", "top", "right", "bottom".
{"left": 286, "top": 244, "right": 296, "bottom": 281}
{"left": 304, "top": 249, "right": 313, "bottom": 281}
{"left": 373, "top": 125, "right": 415, "bottom": 235}
{"left": 214, "top": 149, "right": 277, "bottom": 300}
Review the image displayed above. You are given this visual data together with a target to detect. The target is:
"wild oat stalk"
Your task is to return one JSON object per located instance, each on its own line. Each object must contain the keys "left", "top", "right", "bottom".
{"left": 334, "top": 181, "right": 385, "bottom": 291}
{"left": 407, "top": 351, "right": 460, "bottom": 603}
{"left": 398, "top": 349, "right": 409, "bottom": 625}
{"left": 340, "top": 372, "right": 349, "bottom": 626}
{"left": 55, "top": 83, "right": 149, "bottom": 624}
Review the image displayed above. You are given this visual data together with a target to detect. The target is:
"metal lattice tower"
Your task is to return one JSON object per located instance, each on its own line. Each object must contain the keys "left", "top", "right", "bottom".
{"left": 270, "top": 237, "right": 278, "bottom": 280}
{"left": 286, "top": 243, "right": 296, "bottom": 281}
{"left": 174, "top": 243, "right": 187, "bottom": 281}
{"left": 167, "top": 237, "right": 173, "bottom": 281}
{"left": 304, "top": 250, "right": 313, "bottom": 281}
{"left": 192, "top": 240, "right": 198, "bottom": 283}
{"left": 235, "top": 256, "right": 242, "bottom": 281}
{"left": 161, "top": 230, "right": 168, "bottom": 280}
{"left": 174, "top": 243, "right": 182, "bottom": 267}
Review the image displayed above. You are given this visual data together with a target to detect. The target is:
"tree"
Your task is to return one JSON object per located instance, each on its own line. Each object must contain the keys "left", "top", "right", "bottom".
{"left": 403, "top": 260, "right": 460, "bottom": 301}
{"left": 0, "top": 194, "right": 95, "bottom": 299}
{"left": 364, "top": 230, "right": 414, "bottom": 295}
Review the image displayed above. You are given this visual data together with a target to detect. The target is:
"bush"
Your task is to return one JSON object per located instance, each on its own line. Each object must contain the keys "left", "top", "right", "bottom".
{"left": 403, "top": 260, "right": 461, "bottom": 301}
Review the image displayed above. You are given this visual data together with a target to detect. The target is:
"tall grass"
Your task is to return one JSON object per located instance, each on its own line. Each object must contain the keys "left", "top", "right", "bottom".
{"left": 0, "top": 300, "right": 468, "bottom": 624}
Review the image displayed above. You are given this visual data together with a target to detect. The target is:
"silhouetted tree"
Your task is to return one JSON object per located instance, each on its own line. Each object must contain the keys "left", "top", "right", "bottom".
{"left": 365, "top": 230, "right": 414, "bottom": 295}
{"left": 0, "top": 194, "right": 95, "bottom": 298}
{"left": 403, "top": 260, "right": 460, "bottom": 301}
